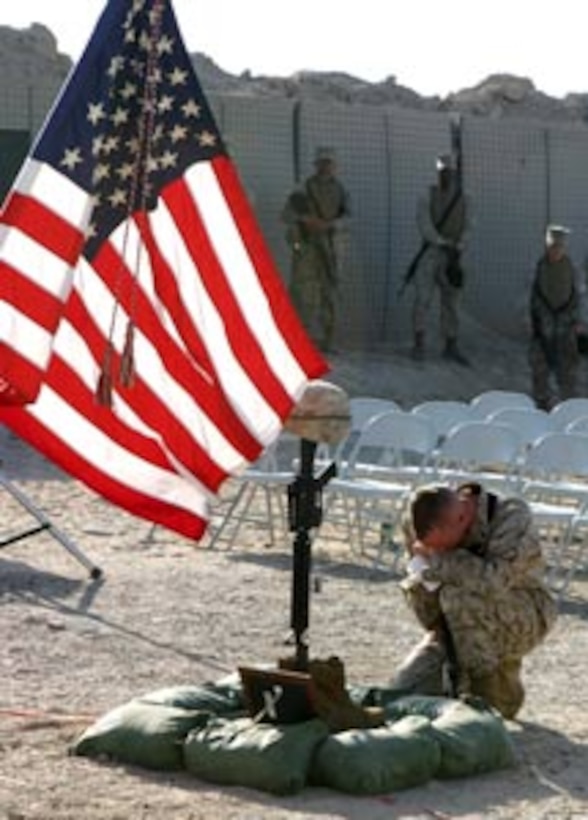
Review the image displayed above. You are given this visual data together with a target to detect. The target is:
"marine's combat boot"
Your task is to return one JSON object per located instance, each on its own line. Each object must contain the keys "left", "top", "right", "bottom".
{"left": 443, "top": 338, "right": 471, "bottom": 367}
{"left": 469, "top": 658, "right": 525, "bottom": 720}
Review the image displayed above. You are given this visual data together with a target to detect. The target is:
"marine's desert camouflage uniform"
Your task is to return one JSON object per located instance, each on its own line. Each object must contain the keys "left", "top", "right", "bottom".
{"left": 412, "top": 176, "right": 472, "bottom": 344}
{"left": 528, "top": 252, "right": 583, "bottom": 409}
{"left": 281, "top": 174, "right": 350, "bottom": 351}
{"left": 394, "top": 485, "right": 558, "bottom": 718}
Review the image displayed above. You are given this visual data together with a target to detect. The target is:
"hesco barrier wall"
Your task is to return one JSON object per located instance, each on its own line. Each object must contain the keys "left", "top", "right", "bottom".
{"left": 3, "top": 78, "right": 588, "bottom": 350}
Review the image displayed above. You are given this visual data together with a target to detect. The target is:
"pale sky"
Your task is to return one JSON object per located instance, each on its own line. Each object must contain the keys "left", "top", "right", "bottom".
{"left": 2, "top": 0, "right": 588, "bottom": 98}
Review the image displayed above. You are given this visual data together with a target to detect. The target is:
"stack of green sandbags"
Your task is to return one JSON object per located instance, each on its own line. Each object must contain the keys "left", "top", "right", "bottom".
{"left": 73, "top": 681, "right": 515, "bottom": 795}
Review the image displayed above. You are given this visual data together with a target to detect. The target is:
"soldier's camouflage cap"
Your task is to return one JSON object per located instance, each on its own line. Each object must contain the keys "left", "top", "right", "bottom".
{"left": 315, "top": 146, "right": 336, "bottom": 163}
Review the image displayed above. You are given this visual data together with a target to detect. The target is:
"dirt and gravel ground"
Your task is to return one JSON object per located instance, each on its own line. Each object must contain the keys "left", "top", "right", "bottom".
{"left": 1, "top": 340, "right": 587, "bottom": 819}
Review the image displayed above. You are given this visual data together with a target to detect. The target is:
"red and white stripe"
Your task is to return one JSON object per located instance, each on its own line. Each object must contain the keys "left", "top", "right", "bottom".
{"left": 0, "top": 155, "right": 326, "bottom": 538}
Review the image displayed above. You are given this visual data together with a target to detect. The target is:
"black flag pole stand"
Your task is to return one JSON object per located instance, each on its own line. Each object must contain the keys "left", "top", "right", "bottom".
{"left": 286, "top": 438, "right": 336, "bottom": 671}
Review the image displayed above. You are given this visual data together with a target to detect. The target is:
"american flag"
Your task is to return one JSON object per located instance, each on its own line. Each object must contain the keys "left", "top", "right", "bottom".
{"left": 0, "top": 0, "right": 326, "bottom": 539}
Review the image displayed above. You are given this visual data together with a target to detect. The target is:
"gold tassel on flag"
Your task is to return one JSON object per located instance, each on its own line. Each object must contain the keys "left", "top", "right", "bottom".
{"left": 96, "top": 343, "right": 114, "bottom": 407}
{"left": 119, "top": 321, "right": 135, "bottom": 388}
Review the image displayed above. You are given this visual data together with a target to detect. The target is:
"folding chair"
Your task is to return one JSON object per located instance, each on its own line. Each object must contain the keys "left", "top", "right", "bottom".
{"left": 469, "top": 390, "right": 536, "bottom": 420}
{"left": 430, "top": 420, "right": 522, "bottom": 493}
{"left": 486, "top": 406, "right": 554, "bottom": 460}
{"left": 322, "top": 411, "right": 437, "bottom": 568}
{"left": 565, "top": 415, "right": 588, "bottom": 434}
{"left": 549, "top": 398, "right": 588, "bottom": 431}
{"left": 348, "top": 397, "right": 401, "bottom": 428}
{"left": 204, "top": 432, "right": 298, "bottom": 550}
{"left": 519, "top": 431, "right": 588, "bottom": 595}
{"left": 411, "top": 400, "right": 473, "bottom": 444}
{"left": 0, "top": 465, "right": 102, "bottom": 579}
{"left": 337, "top": 397, "right": 402, "bottom": 470}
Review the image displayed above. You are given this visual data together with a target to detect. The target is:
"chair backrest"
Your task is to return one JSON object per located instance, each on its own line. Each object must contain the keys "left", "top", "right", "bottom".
{"left": 565, "top": 415, "right": 588, "bottom": 435}
{"left": 411, "top": 400, "right": 473, "bottom": 440}
{"left": 549, "top": 398, "right": 588, "bottom": 431}
{"left": 469, "top": 390, "right": 535, "bottom": 420}
{"left": 522, "top": 431, "right": 588, "bottom": 479}
{"left": 487, "top": 406, "right": 553, "bottom": 450}
{"left": 338, "top": 397, "right": 402, "bottom": 467}
{"left": 434, "top": 420, "right": 522, "bottom": 473}
{"left": 253, "top": 430, "right": 299, "bottom": 472}
{"left": 347, "top": 410, "right": 437, "bottom": 473}
{"left": 348, "top": 397, "right": 401, "bottom": 432}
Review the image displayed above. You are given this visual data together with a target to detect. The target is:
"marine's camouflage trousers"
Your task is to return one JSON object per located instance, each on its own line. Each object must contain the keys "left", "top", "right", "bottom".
{"left": 440, "top": 583, "right": 557, "bottom": 678}
{"left": 392, "top": 584, "right": 557, "bottom": 719}
{"left": 529, "top": 333, "right": 579, "bottom": 410}
{"left": 391, "top": 633, "right": 525, "bottom": 719}
{"left": 412, "top": 247, "right": 461, "bottom": 342}
{"left": 288, "top": 244, "right": 337, "bottom": 351}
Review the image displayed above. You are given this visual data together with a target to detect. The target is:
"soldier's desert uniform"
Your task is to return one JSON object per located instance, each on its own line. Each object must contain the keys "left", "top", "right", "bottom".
{"left": 393, "top": 483, "right": 558, "bottom": 719}
{"left": 281, "top": 148, "right": 350, "bottom": 352}
{"left": 529, "top": 225, "right": 587, "bottom": 410}
{"left": 412, "top": 155, "right": 473, "bottom": 365}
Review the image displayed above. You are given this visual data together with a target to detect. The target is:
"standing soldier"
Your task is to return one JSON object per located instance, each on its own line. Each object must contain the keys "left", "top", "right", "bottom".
{"left": 411, "top": 154, "right": 473, "bottom": 366}
{"left": 529, "top": 224, "right": 587, "bottom": 410}
{"left": 281, "top": 147, "right": 351, "bottom": 353}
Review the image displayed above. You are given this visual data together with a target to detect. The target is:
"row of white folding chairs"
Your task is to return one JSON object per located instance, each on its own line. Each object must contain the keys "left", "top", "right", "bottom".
{"left": 325, "top": 409, "right": 588, "bottom": 587}
{"left": 413, "top": 394, "right": 588, "bottom": 448}
{"left": 332, "top": 396, "right": 588, "bottom": 588}
{"left": 514, "top": 431, "right": 588, "bottom": 596}
{"left": 215, "top": 397, "right": 584, "bottom": 532}
{"left": 206, "top": 394, "right": 588, "bottom": 587}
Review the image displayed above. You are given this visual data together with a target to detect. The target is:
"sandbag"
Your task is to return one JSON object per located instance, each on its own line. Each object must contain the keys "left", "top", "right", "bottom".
{"left": 311, "top": 715, "right": 441, "bottom": 795}
{"left": 370, "top": 691, "right": 451, "bottom": 721}
{"left": 431, "top": 700, "right": 515, "bottom": 778}
{"left": 73, "top": 700, "right": 209, "bottom": 770}
{"left": 365, "top": 691, "right": 515, "bottom": 779}
{"left": 183, "top": 716, "right": 329, "bottom": 795}
{"left": 141, "top": 683, "right": 244, "bottom": 715}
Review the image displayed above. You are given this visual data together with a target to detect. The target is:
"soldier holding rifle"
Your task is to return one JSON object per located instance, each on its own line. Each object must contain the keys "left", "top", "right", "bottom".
{"left": 281, "top": 147, "right": 351, "bottom": 353}
{"left": 406, "top": 153, "right": 473, "bottom": 366}
{"left": 529, "top": 224, "right": 588, "bottom": 409}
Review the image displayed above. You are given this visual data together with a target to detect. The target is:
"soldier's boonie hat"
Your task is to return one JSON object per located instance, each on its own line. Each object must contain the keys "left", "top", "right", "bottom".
{"left": 545, "top": 224, "right": 571, "bottom": 245}
{"left": 436, "top": 153, "right": 455, "bottom": 170}
{"left": 315, "top": 146, "right": 336, "bottom": 163}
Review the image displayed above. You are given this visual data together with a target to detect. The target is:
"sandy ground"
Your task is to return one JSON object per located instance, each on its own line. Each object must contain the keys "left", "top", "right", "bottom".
{"left": 1, "top": 336, "right": 588, "bottom": 820}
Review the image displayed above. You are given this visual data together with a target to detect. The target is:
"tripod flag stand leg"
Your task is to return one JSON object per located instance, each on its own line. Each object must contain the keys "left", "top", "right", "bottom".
{"left": 0, "top": 469, "right": 103, "bottom": 579}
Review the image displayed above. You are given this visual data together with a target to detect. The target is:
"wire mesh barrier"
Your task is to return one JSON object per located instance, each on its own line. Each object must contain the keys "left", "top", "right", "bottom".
{"left": 3, "top": 80, "right": 588, "bottom": 350}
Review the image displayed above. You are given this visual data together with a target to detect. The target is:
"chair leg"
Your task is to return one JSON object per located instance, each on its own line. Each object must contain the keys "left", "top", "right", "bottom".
{"left": 206, "top": 481, "right": 248, "bottom": 549}
{"left": 546, "top": 518, "right": 587, "bottom": 597}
